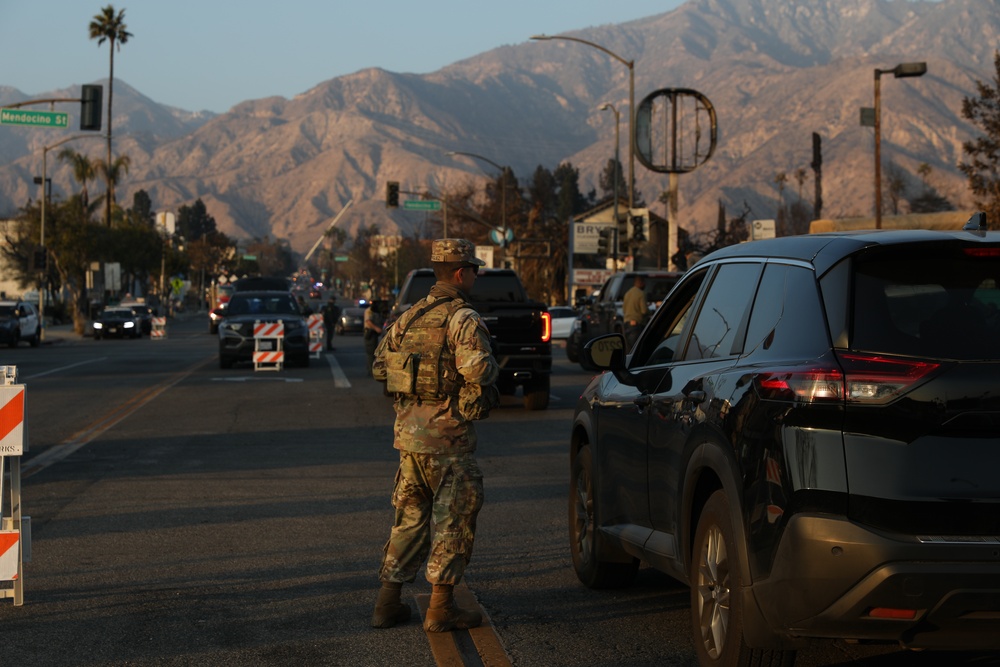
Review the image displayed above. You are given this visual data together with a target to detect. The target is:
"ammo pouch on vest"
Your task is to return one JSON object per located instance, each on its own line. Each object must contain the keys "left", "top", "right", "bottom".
{"left": 383, "top": 298, "right": 463, "bottom": 399}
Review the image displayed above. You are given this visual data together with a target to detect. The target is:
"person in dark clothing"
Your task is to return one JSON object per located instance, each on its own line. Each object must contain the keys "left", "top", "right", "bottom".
{"left": 321, "top": 297, "right": 341, "bottom": 351}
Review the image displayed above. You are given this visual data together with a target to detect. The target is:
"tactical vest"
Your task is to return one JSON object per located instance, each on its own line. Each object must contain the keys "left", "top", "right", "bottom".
{"left": 383, "top": 297, "right": 466, "bottom": 399}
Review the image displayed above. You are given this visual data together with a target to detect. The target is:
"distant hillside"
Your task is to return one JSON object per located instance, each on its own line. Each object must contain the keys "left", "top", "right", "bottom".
{"left": 1, "top": 0, "right": 996, "bottom": 254}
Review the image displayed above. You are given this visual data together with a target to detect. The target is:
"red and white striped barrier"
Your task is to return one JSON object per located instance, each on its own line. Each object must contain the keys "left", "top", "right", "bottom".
{"left": 254, "top": 320, "right": 285, "bottom": 371}
{"left": 307, "top": 314, "right": 325, "bottom": 358}
{"left": 254, "top": 321, "right": 284, "bottom": 338}
{"left": 151, "top": 316, "right": 167, "bottom": 339}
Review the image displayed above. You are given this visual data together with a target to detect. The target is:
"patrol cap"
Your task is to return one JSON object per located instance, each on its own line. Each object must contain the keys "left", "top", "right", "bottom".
{"left": 430, "top": 238, "right": 485, "bottom": 266}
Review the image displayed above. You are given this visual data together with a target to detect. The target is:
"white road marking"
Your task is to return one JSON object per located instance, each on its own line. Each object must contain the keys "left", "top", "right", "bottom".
{"left": 326, "top": 353, "right": 351, "bottom": 388}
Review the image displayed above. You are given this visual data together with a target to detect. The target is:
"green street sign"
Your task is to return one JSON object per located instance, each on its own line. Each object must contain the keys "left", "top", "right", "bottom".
{"left": 402, "top": 200, "right": 441, "bottom": 212}
{"left": 242, "top": 254, "right": 257, "bottom": 261}
{"left": 0, "top": 108, "right": 69, "bottom": 128}
{"left": 334, "top": 255, "right": 349, "bottom": 262}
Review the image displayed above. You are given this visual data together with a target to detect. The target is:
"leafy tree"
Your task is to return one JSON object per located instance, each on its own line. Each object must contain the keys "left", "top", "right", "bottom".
{"left": 130, "top": 190, "right": 154, "bottom": 227}
{"left": 58, "top": 149, "right": 97, "bottom": 213}
{"left": 95, "top": 154, "right": 131, "bottom": 221}
{"left": 598, "top": 158, "right": 627, "bottom": 200}
{"left": 959, "top": 49, "right": 1000, "bottom": 228}
{"left": 89, "top": 4, "right": 132, "bottom": 226}
{"left": 176, "top": 199, "right": 217, "bottom": 241}
{"left": 554, "top": 162, "right": 588, "bottom": 222}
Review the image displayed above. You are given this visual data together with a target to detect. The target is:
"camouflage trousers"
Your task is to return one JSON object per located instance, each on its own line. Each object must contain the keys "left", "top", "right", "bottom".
{"left": 378, "top": 451, "right": 484, "bottom": 585}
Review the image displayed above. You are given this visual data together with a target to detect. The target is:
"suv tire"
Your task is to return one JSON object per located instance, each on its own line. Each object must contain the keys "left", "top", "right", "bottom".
{"left": 691, "top": 490, "right": 795, "bottom": 667}
{"left": 8, "top": 329, "right": 18, "bottom": 348}
{"left": 569, "top": 445, "right": 639, "bottom": 589}
{"left": 523, "top": 375, "right": 550, "bottom": 411}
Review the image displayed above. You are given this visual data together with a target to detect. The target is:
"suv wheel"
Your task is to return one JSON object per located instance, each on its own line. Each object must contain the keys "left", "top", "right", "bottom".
{"left": 8, "top": 329, "right": 19, "bottom": 348}
{"left": 523, "top": 375, "right": 550, "bottom": 411}
{"left": 569, "top": 445, "right": 638, "bottom": 589}
{"left": 691, "top": 490, "right": 795, "bottom": 667}
{"left": 29, "top": 329, "right": 40, "bottom": 347}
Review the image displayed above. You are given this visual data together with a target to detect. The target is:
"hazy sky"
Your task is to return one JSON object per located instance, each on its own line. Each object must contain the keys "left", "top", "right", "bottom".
{"left": 3, "top": 1, "right": 683, "bottom": 113}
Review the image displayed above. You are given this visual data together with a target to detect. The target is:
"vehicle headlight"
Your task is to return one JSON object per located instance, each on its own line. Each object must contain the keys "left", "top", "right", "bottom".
{"left": 124, "top": 321, "right": 134, "bottom": 328}
{"left": 222, "top": 322, "right": 242, "bottom": 332}
{"left": 93, "top": 322, "right": 104, "bottom": 329}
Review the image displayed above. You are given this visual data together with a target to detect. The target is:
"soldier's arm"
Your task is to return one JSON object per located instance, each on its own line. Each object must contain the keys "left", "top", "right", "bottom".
{"left": 451, "top": 310, "right": 499, "bottom": 387}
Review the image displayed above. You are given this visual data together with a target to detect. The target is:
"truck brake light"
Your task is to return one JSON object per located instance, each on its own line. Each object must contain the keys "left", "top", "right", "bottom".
{"left": 541, "top": 312, "right": 551, "bottom": 342}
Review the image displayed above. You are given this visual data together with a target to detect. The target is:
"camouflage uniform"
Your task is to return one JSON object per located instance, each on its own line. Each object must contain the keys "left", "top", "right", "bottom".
{"left": 374, "top": 239, "right": 499, "bottom": 586}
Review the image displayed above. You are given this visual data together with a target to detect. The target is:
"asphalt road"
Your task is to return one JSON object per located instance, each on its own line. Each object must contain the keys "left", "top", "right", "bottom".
{"left": 0, "top": 314, "right": 994, "bottom": 666}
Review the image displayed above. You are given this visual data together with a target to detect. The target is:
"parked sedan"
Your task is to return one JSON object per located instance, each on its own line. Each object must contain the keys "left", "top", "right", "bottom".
{"left": 217, "top": 290, "right": 310, "bottom": 368}
{"left": 93, "top": 307, "right": 142, "bottom": 339}
{"left": 571, "top": 214, "right": 1000, "bottom": 665}
{"left": 0, "top": 300, "right": 40, "bottom": 348}
{"left": 336, "top": 306, "right": 366, "bottom": 335}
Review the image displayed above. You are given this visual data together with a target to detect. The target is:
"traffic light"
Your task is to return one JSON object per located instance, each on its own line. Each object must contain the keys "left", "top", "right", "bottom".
{"left": 597, "top": 228, "right": 613, "bottom": 255}
{"left": 631, "top": 215, "right": 646, "bottom": 243}
{"left": 386, "top": 181, "right": 400, "bottom": 208}
{"left": 80, "top": 84, "right": 103, "bottom": 131}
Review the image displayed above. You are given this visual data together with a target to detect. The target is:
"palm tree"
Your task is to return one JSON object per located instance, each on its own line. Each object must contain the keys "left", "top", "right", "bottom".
{"left": 58, "top": 149, "right": 97, "bottom": 213}
{"left": 95, "top": 154, "right": 132, "bottom": 223}
{"left": 89, "top": 5, "right": 132, "bottom": 227}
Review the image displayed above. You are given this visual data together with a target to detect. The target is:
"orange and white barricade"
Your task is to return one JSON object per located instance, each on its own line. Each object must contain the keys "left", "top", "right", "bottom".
{"left": 0, "top": 365, "right": 29, "bottom": 606}
{"left": 151, "top": 316, "right": 167, "bottom": 339}
{"left": 253, "top": 321, "right": 284, "bottom": 371}
{"left": 307, "top": 314, "right": 324, "bottom": 358}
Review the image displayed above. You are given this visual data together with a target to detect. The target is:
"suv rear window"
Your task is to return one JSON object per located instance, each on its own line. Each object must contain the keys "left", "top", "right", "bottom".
{"left": 851, "top": 245, "right": 1000, "bottom": 360}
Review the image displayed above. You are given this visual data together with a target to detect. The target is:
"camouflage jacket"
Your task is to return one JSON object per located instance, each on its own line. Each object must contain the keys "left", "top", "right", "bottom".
{"left": 374, "top": 282, "right": 499, "bottom": 455}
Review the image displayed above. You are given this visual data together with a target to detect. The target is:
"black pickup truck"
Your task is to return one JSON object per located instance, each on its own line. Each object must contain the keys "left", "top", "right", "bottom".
{"left": 388, "top": 268, "right": 552, "bottom": 410}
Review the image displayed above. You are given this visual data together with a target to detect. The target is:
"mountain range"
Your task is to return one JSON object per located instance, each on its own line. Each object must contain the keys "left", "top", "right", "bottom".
{"left": 1, "top": 0, "right": 998, "bottom": 255}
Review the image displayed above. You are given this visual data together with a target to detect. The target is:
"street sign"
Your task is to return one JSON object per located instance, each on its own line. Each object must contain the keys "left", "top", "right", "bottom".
{"left": 242, "top": 254, "right": 257, "bottom": 261}
{"left": 334, "top": 255, "right": 349, "bottom": 262}
{"left": 572, "top": 222, "right": 616, "bottom": 254}
{"left": 489, "top": 227, "right": 514, "bottom": 246}
{"left": 0, "top": 108, "right": 69, "bottom": 128}
{"left": 402, "top": 200, "right": 441, "bottom": 211}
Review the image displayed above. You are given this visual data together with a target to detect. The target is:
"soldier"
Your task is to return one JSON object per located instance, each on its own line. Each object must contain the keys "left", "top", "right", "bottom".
{"left": 370, "top": 239, "right": 499, "bottom": 632}
{"left": 321, "top": 296, "right": 341, "bottom": 351}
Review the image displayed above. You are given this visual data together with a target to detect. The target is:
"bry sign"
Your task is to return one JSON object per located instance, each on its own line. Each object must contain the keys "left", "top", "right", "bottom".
{"left": 0, "top": 108, "right": 69, "bottom": 128}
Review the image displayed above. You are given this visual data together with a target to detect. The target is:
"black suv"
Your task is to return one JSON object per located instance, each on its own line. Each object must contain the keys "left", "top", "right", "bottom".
{"left": 572, "top": 217, "right": 1000, "bottom": 665}
{"left": 217, "top": 290, "right": 310, "bottom": 368}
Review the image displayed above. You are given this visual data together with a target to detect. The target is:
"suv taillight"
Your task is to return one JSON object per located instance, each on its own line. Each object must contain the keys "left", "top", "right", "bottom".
{"left": 755, "top": 353, "right": 939, "bottom": 405}
{"left": 541, "top": 312, "right": 552, "bottom": 342}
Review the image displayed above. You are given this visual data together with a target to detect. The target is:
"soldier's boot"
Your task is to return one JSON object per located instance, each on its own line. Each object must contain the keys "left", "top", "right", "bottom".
{"left": 423, "top": 584, "right": 482, "bottom": 633}
{"left": 371, "top": 582, "right": 412, "bottom": 629}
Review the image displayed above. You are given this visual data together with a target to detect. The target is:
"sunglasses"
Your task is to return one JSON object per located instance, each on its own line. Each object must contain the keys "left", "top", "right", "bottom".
{"left": 460, "top": 265, "right": 479, "bottom": 275}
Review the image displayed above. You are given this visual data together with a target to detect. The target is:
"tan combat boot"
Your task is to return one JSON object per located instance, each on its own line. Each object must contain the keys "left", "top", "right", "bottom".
{"left": 423, "top": 584, "right": 482, "bottom": 632}
{"left": 371, "top": 582, "right": 412, "bottom": 629}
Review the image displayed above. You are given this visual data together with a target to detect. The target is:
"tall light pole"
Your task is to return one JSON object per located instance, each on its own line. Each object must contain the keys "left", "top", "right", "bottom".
{"left": 531, "top": 33, "right": 635, "bottom": 210}
{"left": 37, "top": 133, "right": 105, "bottom": 340}
{"left": 446, "top": 150, "right": 509, "bottom": 237}
{"left": 874, "top": 61, "right": 927, "bottom": 229}
{"left": 598, "top": 103, "right": 620, "bottom": 268}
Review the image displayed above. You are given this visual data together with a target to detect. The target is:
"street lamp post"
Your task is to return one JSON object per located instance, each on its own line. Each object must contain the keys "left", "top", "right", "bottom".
{"left": 874, "top": 61, "right": 927, "bottom": 229}
{"left": 531, "top": 33, "right": 635, "bottom": 210}
{"left": 598, "top": 103, "right": 620, "bottom": 269}
{"left": 37, "top": 133, "right": 105, "bottom": 340}
{"left": 446, "top": 150, "right": 508, "bottom": 240}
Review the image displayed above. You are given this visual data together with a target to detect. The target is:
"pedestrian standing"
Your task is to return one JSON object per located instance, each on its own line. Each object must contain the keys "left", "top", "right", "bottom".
{"left": 622, "top": 274, "right": 648, "bottom": 350}
{"left": 370, "top": 239, "right": 499, "bottom": 632}
{"left": 321, "top": 297, "right": 341, "bottom": 351}
{"left": 363, "top": 300, "right": 386, "bottom": 375}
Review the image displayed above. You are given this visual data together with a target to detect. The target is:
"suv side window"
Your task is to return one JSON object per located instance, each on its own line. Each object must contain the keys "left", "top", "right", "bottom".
{"left": 683, "top": 262, "right": 762, "bottom": 361}
{"left": 632, "top": 269, "right": 709, "bottom": 366}
{"left": 743, "top": 263, "right": 829, "bottom": 361}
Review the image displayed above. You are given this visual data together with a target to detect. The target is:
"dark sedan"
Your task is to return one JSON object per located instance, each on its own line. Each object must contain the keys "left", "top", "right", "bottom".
{"left": 93, "top": 307, "right": 142, "bottom": 339}
{"left": 571, "top": 214, "right": 1000, "bottom": 665}
{"left": 336, "top": 306, "right": 365, "bottom": 335}
{"left": 217, "top": 290, "right": 309, "bottom": 368}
